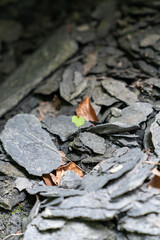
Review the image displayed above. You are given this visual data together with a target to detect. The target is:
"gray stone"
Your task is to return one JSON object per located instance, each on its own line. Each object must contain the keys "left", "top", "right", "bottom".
{"left": 102, "top": 77, "right": 138, "bottom": 105}
{"left": 60, "top": 62, "right": 87, "bottom": 104}
{"left": 110, "top": 102, "right": 153, "bottom": 126}
{"left": 15, "top": 177, "right": 33, "bottom": 191}
{"left": 59, "top": 170, "right": 82, "bottom": 189}
{"left": 88, "top": 122, "right": 138, "bottom": 135}
{"left": 81, "top": 148, "right": 142, "bottom": 191}
{"left": 43, "top": 115, "right": 91, "bottom": 142}
{"left": 24, "top": 219, "right": 115, "bottom": 240}
{"left": 34, "top": 215, "right": 66, "bottom": 231}
{"left": 1, "top": 114, "right": 61, "bottom": 176}
{"left": 72, "top": 26, "right": 96, "bottom": 44}
{"left": 79, "top": 132, "right": 105, "bottom": 154}
{"left": 127, "top": 195, "right": 160, "bottom": 217}
{"left": 118, "top": 213, "right": 160, "bottom": 235}
{"left": 140, "top": 34, "right": 160, "bottom": 48}
{"left": 0, "top": 160, "right": 26, "bottom": 178}
{"left": 150, "top": 112, "right": 160, "bottom": 158}
{"left": 27, "top": 185, "right": 85, "bottom": 198}
{"left": 0, "top": 26, "right": 78, "bottom": 117}
{"left": 108, "top": 154, "right": 157, "bottom": 199}
{"left": 0, "top": 176, "right": 26, "bottom": 210}
{"left": 92, "top": 86, "right": 118, "bottom": 107}
{"left": 35, "top": 69, "right": 63, "bottom": 95}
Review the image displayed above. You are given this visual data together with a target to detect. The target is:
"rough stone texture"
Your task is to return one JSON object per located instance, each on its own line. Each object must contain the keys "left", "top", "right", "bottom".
{"left": 43, "top": 115, "right": 91, "bottom": 142}
{"left": 88, "top": 122, "right": 138, "bottom": 135}
{"left": 110, "top": 102, "right": 153, "bottom": 126}
{"left": 0, "top": 26, "right": 78, "bottom": 117}
{"left": 81, "top": 148, "right": 144, "bottom": 191}
{"left": 24, "top": 219, "right": 116, "bottom": 240}
{"left": 60, "top": 61, "right": 87, "bottom": 104}
{"left": 118, "top": 213, "right": 160, "bottom": 235}
{"left": 1, "top": 114, "right": 61, "bottom": 176}
{"left": 59, "top": 170, "right": 82, "bottom": 189}
{"left": 0, "top": 176, "right": 26, "bottom": 210}
{"left": 35, "top": 69, "right": 63, "bottom": 95}
{"left": 102, "top": 77, "right": 138, "bottom": 105}
{"left": 150, "top": 112, "right": 160, "bottom": 158}
{"left": 27, "top": 185, "right": 85, "bottom": 198}
{"left": 79, "top": 132, "right": 105, "bottom": 154}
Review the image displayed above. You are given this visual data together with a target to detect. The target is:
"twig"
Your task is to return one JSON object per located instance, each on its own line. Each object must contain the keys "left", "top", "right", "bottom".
{"left": 143, "top": 161, "right": 160, "bottom": 166}
{"left": 2, "top": 233, "right": 24, "bottom": 240}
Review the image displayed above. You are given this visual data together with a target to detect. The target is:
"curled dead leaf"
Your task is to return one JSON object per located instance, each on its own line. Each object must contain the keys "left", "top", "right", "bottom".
{"left": 76, "top": 96, "right": 98, "bottom": 122}
{"left": 148, "top": 168, "right": 160, "bottom": 189}
{"left": 56, "top": 162, "right": 84, "bottom": 186}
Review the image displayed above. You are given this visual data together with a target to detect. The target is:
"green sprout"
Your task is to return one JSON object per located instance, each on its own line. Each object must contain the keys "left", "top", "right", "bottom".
{"left": 72, "top": 115, "right": 85, "bottom": 127}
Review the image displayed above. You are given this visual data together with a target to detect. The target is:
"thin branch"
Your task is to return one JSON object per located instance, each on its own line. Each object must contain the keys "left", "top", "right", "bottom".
{"left": 3, "top": 233, "right": 24, "bottom": 240}
{"left": 143, "top": 161, "right": 160, "bottom": 166}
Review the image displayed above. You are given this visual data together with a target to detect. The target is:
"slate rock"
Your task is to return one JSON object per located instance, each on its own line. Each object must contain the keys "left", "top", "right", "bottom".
{"left": 150, "top": 112, "right": 160, "bottom": 158}
{"left": 60, "top": 62, "right": 87, "bottom": 104}
{"left": 88, "top": 122, "right": 138, "bottom": 135}
{"left": 0, "top": 160, "right": 26, "bottom": 178}
{"left": 35, "top": 69, "right": 63, "bottom": 95}
{"left": 118, "top": 213, "right": 160, "bottom": 236}
{"left": 42, "top": 189, "right": 135, "bottom": 221}
{"left": 24, "top": 219, "right": 115, "bottom": 240}
{"left": 1, "top": 114, "right": 61, "bottom": 176}
{"left": 33, "top": 215, "right": 66, "bottom": 231}
{"left": 108, "top": 154, "right": 157, "bottom": 199}
{"left": 110, "top": 102, "right": 153, "bottom": 126}
{"left": 79, "top": 132, "right": 105, "bottom": 154}
{"left": 0, "top": 176, "right": 26, "bottom": 210}
{"left": 0, "top": 26, "right": 78, "bottom": 117}
{"left": 27, "top": 185, "right": 85, "bottom": 198}
{"left": 102, "top": 77, "right": 138, "bottom": 105}
{"left": 43, "top": 115, "right": 91, "bottom": 142}
{"left": 59, "top": 170, "right": 82, "bottom": 189}
{"left": 81, "top": 148, "right": 143, "bottom": 191}
{"left": 140, "top": 34, "right": 160, "bottom": 48}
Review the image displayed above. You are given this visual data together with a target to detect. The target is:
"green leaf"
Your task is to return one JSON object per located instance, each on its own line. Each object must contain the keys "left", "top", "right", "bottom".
{"left": 72, "top": 115, "right": 85, "bottom": 127}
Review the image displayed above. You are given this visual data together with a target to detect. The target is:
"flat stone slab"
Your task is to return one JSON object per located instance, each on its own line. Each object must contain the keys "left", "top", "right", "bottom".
{"left": 43, "top": 115, "right": 91, "bottom": 142}
{"left": 79, "top": 132, "right": 105, "bottom": 154}
{"left": 150, "top": 112, "right": 160, "bottom": 158}
{"left": 1, "top": 114, "right": 61, "bottom": 176}
{"left": 102, "top": 77, "right": 138, "bottom": 105}
{"left": 0, "top": 26, "right": 78, "bottom": 117}
{"left": 88, "top": 122, "right": 138, "bottom": 135}
{"left": 24, "top": 218, "right": 115, "bottom": 240}
{"left": 110, "top": 102, "right": 153, "bottom": 126}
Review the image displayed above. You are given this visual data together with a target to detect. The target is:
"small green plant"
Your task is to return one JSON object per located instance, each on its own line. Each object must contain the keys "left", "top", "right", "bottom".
{"left": 72, "top": 115, "right": 85, "bottom": 127}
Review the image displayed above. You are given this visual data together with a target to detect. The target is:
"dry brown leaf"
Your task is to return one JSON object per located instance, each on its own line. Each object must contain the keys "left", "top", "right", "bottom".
{"left": 76, "top": 96, "right": 98, "bottom": 122}
{"left": 42, "top": 174, "right": 54, "bottom": 186}
{"left": 148, "top": 168, "right": 160, "bottom": 189}
{"left": 50, "top": 172, "right": 59, "bottom": 186}
{"left": 38, "top": 101, "right": 57, "bottom": 121}
{"left": 56, "top": 162, "right": 84, "bottom": 185}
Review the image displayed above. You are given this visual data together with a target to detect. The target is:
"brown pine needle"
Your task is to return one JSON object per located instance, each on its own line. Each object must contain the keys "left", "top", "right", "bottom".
{"left": 3, "top": 233, "right": 24, "bottom": 240}
{"left": 143, "top": 161, "right": 160, "bottom": 166}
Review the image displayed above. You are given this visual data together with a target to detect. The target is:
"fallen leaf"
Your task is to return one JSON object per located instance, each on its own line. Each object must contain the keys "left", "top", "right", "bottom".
{"left": 76, "top": 96, "right": 98, "bottom": 122}
{"left": 56, "top": 162, "right": 84, "bottom": 185}
{"left": 72, "top": 115, "right": 85, "bottom": 127}
{"left": 42, "top": 174, "right": 54, "bottom": 186}
{"left": 38, "top": 101, "right": 57, "bottom": 121}
{"left": 148, "top": 168, "right": 160, "bottom": 189}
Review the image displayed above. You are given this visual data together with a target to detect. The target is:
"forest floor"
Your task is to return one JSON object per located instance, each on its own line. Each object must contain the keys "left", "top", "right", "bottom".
{"left": 0, "top": 0, "right": 160, "bottom": 239}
